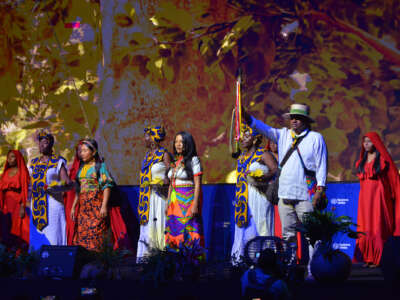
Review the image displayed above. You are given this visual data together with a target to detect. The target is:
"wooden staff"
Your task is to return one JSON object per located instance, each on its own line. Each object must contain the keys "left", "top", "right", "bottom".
{"left": 230, "top": 70, "right": 242, "bottom": 155}
{"left": 235, "top": 72, "right": 242, "bottom": 142}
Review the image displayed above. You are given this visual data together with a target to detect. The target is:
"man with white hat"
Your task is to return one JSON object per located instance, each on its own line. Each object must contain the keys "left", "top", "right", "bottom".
{"left": 243, "top": 103, "right": 328, "bottom": 277}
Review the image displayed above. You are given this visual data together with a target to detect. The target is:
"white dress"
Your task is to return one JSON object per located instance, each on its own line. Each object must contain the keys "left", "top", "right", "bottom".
{"left": 231, "top": 161, "right": 274, "bottom": 261}
{"left": 137, "top": 161, "right": 167, "bottom": 261}
{"left": 29, "top": 157, "right": 67, "bottom": 248}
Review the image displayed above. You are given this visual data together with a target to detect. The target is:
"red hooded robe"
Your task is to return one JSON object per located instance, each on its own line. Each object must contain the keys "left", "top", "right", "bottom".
{"left": 354, "top": 132, "right": 399, "bottom": 265}
{"left": 0, "top": 150, "right": 30, "bottom": 247}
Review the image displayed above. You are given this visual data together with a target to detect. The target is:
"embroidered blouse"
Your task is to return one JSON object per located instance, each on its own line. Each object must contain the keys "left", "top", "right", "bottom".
{"left": 77, "top": 162, "right": 114, "bottom": 193}
{"left": 168, "top": 156, "right": 202, "bottom": 187}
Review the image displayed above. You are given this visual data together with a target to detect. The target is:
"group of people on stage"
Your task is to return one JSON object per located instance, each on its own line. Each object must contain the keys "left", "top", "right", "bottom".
{"left": 136, "top": 103, "right": 330, "bottom": 265}
{"left": 137, "top": 128, "right": 204, "bottom": 260}
{"left": 0, "top": 133, "right": 128, "bottom": 252}
{"left": 236, "top": 103, "right": 400, "bottom": 272}
{"left": 0, "top": 102, "right": 400, "bottom": 272}
{"left": 236, "top": 103, "right": 400, "bottom": 271}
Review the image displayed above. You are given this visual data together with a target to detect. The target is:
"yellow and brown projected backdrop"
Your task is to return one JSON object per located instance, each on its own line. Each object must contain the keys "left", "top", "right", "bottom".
{"left": 1, "top": 0, "right": 399, "bottom": 184}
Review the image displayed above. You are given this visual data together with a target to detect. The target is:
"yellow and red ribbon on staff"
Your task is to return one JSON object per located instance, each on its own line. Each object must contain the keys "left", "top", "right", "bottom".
{"left": 235, "top": 73, "right": 242, "bottom": 141}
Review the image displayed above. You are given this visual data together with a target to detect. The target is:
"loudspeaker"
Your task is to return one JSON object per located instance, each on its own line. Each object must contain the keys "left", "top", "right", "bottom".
{"left": 381, "top": 236, "right": 400, "bottom": 284}
{"left": 38, "top": 245, "right": 89, "bottom": 279}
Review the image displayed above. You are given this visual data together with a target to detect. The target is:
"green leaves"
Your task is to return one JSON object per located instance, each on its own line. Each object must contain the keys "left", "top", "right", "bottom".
{"left": 299, "top": 210, "right": 363, "bottom": 247}
{"left": 1, "top": 0, "right": 399, "bottom": 184}
{"left": 217, "top": 16, "right": 255, "bottom": 56}
{"left": 0, "top": 0, "right": 101, "bottom": 170}
{"left": 152, "top": 2, "right": 194, "bottom": 32}
{"left": 115, "top": 14, "right": 134, "bottom": 27}
{"left": 124, "top": 0, "right": 400, "bottom": 182}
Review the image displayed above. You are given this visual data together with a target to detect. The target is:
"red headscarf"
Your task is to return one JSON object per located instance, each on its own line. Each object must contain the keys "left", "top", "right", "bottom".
{"left": 0, "top": 150, "right": 30, "bottom": 207}
{"left": 265, "top": 140, "right": 272, "bottom": 152}
{"left": 64, "top": 142, "right": 82, "bottom": 245}
{"left": 0, "top": 150, "right": 30, "bottom": 245}
{"left": 265, "top": 140, "right": 278, "bottom": 163}
{"left": 356, "top": 132, "right": 400, "bottom": 235}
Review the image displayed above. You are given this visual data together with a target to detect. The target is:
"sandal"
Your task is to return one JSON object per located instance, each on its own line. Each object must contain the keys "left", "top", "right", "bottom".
{"left": 362, "top": 263, "right": 370, "bottom": 268}
{"left": 368, "top": 264, "right": 378, "bottom": 268}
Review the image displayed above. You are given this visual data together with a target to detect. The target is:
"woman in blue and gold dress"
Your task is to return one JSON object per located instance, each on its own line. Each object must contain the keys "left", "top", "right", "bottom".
{"left": 71, "top": 139, "right": 115, "bottom": 251}
{"left": 137, "top": 126, "right": 170, "bottom": 261}
{"left": 231, "top": 125, "right": 277, "bottom": 261}
{"left": 29, "top": 130, "right": 72, "bottom": 249}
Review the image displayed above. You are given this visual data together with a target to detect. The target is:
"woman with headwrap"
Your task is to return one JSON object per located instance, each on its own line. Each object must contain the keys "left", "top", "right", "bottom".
{"left": 137, "top": 126, "right": 170, "bottom": 261}
{"left": 29, "top": 130, "right": 72, "bottom": 247}
{"left": 0, "top": 150, "right": 30, "bottom": 249}
{"left": 354, "top": 132, "right": 400, "bottom": 268}
{"left": 231, "top": 124, "right": 277, "bottom": 262}
{"left": 71, "top": 139, "right": 116, "bottom": 251}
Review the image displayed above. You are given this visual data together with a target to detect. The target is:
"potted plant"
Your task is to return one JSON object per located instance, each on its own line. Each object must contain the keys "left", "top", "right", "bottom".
{"left": 79, "top": 232, "right": 132, "bottom": 280}
{"left": 14, "top": 248, "right": 40, "bottom": 279}
{"left": 139, "top": 239, "right": 206, "bottom": 288}
{"left": 298, "top": 210, "right": 363, "bottom": 283}
{"left": 0, "top": 243, "right": 17, "bottom": 277}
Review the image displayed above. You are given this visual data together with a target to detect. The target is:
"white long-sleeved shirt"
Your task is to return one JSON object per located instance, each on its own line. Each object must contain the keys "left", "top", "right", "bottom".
{"left": 250, "top": 116, "right": 328, "bottom": 201}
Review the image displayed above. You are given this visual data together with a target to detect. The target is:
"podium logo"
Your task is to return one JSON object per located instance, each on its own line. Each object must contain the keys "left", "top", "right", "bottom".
{"left": 41, "top": 251, "right": 50, "bottom": 259}
{"left": 330, "top": 198, "right": 349, "bottom": 205}
{"left": 333, "top": 243, "right": 351, "bottom": 250}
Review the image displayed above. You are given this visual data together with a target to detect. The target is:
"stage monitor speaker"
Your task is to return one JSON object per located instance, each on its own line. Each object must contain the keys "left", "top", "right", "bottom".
{"left": 381, "top": 236, "right": 400, "bottom": 284}
{"left": 38, "top": 245, "right": 89, "bottom": 279}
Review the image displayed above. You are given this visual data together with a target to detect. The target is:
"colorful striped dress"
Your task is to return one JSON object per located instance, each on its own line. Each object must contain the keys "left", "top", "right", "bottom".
{"left": 165, "top": 156, "right": 203, "bottom": 250}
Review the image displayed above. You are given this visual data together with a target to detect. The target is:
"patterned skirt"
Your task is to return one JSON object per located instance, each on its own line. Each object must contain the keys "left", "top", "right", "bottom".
{"left": 73, "top": 190, "right": 107, "bottom": 251}
{"left": 165, "top": 185, "right": 203, "bottom": 250}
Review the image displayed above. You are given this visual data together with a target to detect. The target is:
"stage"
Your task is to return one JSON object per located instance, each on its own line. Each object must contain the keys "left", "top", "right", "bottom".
{"left": 12, "top": 181, "right": 398, "bottom": 300}
{"left": 2, "top": 0, "right": 400, "bottom": 297}
{"left": 29, "top": 182, "right": 361, "bottom": 260}
{"left": 0, "top": 263, "right": 396, "bottom": 300}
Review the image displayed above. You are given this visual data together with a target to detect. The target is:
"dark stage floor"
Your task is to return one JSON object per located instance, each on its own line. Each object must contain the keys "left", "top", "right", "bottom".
{"left": 294, "top": 263, "right": 396, "bottom": 300}
{"left": 0, "top": 263, "right": 398, "bottom": 300}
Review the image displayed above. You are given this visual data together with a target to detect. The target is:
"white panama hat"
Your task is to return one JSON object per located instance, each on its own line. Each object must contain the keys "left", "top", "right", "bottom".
{"left": 283, "top": 103, "right": 315, "bottom": 123}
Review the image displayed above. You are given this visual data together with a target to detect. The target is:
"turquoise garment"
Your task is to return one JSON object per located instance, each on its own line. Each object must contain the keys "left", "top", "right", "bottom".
{"left": 77, "top": 162, "right": 115, "bottom": 193}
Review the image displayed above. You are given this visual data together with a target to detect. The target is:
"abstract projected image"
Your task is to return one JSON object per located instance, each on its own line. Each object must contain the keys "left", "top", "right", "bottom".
{"left": 1, "top": 0, "right": 399, "bottom": 184}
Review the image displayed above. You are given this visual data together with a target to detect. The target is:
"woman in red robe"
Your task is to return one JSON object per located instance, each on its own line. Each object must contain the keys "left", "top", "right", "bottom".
{"left": 354, "top": 132, "right": 398, "bottom": 267}
{"left": 0, "top": 150, "right": 30, "bottom": 249}
{"left": 64, "top": 141, "right": 83, "bottom": 245}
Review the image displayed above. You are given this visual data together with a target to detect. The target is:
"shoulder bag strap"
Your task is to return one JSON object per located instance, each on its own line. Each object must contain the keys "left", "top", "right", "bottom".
{"left": 279, "top": 131, "right": 309, "bottom": 169}
{"left": 296, "top": 147, "right": 316, "bottom": 177}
